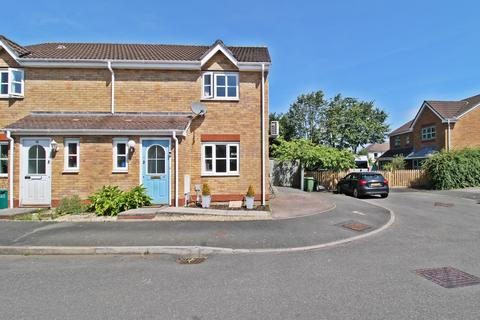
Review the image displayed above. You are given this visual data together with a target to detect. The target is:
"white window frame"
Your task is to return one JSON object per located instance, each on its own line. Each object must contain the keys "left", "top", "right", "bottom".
{"left": 202, "top": 72, "right": 239, "bottom": 101}
{"left": 394, "top": 136, "right": 401, "bottom": 146}
{"left": 0, "top": 142, "right": 8, "bottom": 177}
{"left": 0, "top": 68, "right": 24, "bottom": 98}
{"left": 421, "top": 126, "right": 436, "bottom": 141}
{"left": 63, "top": 138, "right": 80, "bottom": 172}
{"left": 113, "top": 138, "right": 129, "bottom": 173}
{"left": 405, "top": 135, "right": 410, "bottom": 145}
{"left": 201, "top": 142, "right": 240, "bottom": 176}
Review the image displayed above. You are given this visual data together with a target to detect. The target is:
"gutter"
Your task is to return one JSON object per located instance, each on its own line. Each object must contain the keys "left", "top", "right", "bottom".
{"left": 107, "top": 61, "right": 115, "bottom": 114}
{"left": 6, "top": 131, "right": 14, "bottom": 208}
{"left": 172, "top": 132, "right": 179, "bottom": 207}
{"left": 261, "top": 63, "right": 266, "bottom": 206}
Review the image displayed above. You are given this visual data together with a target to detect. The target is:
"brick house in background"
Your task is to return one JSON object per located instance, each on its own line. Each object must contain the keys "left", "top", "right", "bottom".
{"left": 0, "top": 35, "right": 271, "bottom": 208}
{"left": 378, "top": 94, "right": 480, "bottom": 169}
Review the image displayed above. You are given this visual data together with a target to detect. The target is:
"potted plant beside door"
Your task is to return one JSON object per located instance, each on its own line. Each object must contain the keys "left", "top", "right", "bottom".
{"left": 201, "top": 183, "right": 211, "bottom": 208}
{"left": 245, "top": 185, "right": 255, "bottom": 209}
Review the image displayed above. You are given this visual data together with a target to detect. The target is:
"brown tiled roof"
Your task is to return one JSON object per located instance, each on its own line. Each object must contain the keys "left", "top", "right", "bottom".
{"left": 426, "top": 94, "right": 480, "bottom": 119}
{"left": 0, "top": 35, "right": 30, "bottom": 57}
{"left": 5, "top": 112, "right": 192, "bottom": 133}
{"left": 390, "top": 120, "right": 413, "bottom": 135}
{"left": 20, "top": 41, "right": 270, "bottom": 63}
{"left": 365, "top": 142, "right": 389, "bottom": 153}
{"left": 378, "top": 147, "right": 413, "bottom": 159}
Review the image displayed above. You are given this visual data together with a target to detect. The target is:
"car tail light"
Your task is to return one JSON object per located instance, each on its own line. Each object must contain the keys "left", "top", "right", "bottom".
{"left": 359, "top": 179, "right": 367, "bottom": 186}
{"left": 383, "top": 179, "right": 389, "bottom": 185}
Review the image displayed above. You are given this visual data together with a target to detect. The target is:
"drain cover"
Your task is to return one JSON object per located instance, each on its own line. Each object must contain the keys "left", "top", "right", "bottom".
{"left": 176, "top": 256, "right": 207, "bottom": 265}
{"left": 415, "top": 267, "right": 480, "bottom": 288}
{"left": 434, "top": 202, "right": 454, "bottom": 208}
{"left": 342, "top": 222, "right": 371, "bottom": 232}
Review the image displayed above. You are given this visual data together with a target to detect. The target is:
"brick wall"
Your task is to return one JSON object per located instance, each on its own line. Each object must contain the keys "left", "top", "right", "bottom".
{"left": 0, "top": 48, "right": 270, "bottom": 206}
{"left": 412, "top": 107, "right": 446, "bottom": 152}
{"left": 451, "top": 106, "right": 480, "bottom": 149}
{"left": 389, "top": 132, "right": 412, "bottom": 149}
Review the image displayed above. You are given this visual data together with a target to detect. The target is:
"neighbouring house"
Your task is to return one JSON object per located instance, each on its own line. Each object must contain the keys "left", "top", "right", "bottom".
{"left": 378, "top": 94, "right": 480, "bottom": 169}
{"left": 0, "top": 35, "right": 271, "bottom": 208}
{"left": 364, "top": 142, "right": 389, "bottom": 164}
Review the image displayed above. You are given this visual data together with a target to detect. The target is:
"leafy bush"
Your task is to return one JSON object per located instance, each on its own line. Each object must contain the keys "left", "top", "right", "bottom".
{"left": 202, "top": 183, "right": 211, "bottom": 196}
{"left": 383, "top": 155, "right": 406, "bottom": 171}
{"left": 271, "top": 138, "right": 355, "bottom": 171}
{"left": 88, "top": 185, "right": 152, "bottom": 216}
{"left": 246, "top": 185, "right": 255, "bottom": 197}
{"left": 54, "top": 195, "right": 86, "bottom": 216}
{"left": 422, "top": 148, "right": 480, "bottom": 190}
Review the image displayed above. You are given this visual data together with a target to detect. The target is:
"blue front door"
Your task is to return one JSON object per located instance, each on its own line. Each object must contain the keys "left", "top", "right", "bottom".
{"left": 142, "top": 139, "right": 170, "bottom": 204}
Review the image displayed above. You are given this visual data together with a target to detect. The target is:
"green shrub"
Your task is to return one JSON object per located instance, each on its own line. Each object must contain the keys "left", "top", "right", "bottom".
{"left": 88, "top": 185, "right": 152, "bottom": 216}
{"left": 54, "top": 195, "right": 86, "bottom": 216}
{"left": 422, "top": 148, "right": 480, "bottom": 190}
{"left": 383, "top": 155, "right": 406, "bottom": 171}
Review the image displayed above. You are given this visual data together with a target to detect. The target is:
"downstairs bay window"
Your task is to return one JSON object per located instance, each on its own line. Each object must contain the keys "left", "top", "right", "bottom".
{"left": 0, "top": 68, "right": 24, "bottom": 98}
{"left": 202, "top": 142, "right": 239, "bottom": 176}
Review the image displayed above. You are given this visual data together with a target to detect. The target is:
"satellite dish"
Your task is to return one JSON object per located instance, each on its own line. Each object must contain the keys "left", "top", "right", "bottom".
{"left": 191, "top": 102, "right": 207, "bottom": 116}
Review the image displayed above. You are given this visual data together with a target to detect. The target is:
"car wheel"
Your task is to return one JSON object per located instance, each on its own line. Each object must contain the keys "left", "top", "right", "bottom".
{"left": 336, "top": 185, "right": 342, "bottom": 194}
{"left": 381, "top": 193, "right": 388, "bottom": 198}
{"left": 353, "top": 188, "right": 360, "bottom": 198}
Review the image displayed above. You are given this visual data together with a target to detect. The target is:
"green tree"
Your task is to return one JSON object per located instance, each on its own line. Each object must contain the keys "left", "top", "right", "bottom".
{"left": 271, "top": 138, "right": 355, "bottom": 171}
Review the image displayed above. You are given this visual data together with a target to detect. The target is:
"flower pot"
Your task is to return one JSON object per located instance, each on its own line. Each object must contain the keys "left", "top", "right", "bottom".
{"left": 245, "top": 196, "right": 255, "bottom": 209}
{"left": 202, "top": 195, "right": 211, "bottom": 208}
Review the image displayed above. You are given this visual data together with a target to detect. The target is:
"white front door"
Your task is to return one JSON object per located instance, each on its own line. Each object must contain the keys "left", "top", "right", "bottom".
{"left": 20, "top": 138, "right": 52, "bottom": 206}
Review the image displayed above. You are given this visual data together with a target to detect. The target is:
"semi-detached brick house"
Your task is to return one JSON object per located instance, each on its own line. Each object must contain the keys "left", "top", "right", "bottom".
{"left": 378, "top": 94, "right": 480, "bottom": 169}
{"left": 0, "top": 35, "right": 271, "bottom": 208}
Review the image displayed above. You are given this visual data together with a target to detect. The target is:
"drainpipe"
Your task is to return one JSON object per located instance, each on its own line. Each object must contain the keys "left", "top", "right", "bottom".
{"left": 107, "top": 61, "right": 115, "bottom": 114}
{"left": 261, "top": 63, "right": 266, "bottom": 206}
{"left": 447, "top": 119, "right": 451, "bottom": 151}
{"left": 6, "top": 130, "right": 14, "bottom": 208}
{"left": 172, "top": 132, "right": 179, "bottom": 207}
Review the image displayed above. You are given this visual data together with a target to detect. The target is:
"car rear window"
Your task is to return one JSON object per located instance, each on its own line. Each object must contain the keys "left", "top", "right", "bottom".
{"left": 361, "top": 174, "right": 384, "bottom": 181}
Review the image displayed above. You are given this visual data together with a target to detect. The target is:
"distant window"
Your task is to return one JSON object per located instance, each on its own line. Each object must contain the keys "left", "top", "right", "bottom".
{"left": 394, "top": 136, "right": 401, "bottom": 146}
{"left": 64, "top": 139, "right": 80, "bottom": 172}
{"left": 202, "top": 72, "right": 239, "bottom": 100}
{"left": 405, "top": 135, "right": 411, "bottom": 145}
{"left": 0, "top": 143, "right": 8, "bottom": 176}
{"left": 113, "top": 138, "right": 128, "bottom": 172}
{"left": 0, "top": 68, "right": 24, "bottom": 98}
{"left": 412, "top": 159, "right": 423, "bottom": 169}
{"left": 421, "top": 126, "right": 436, "bottom": 141}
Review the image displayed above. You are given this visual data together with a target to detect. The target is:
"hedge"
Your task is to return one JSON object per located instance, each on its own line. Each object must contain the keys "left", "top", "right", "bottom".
{"left": 422, "top": 148, "right": 480, "bottom": 190}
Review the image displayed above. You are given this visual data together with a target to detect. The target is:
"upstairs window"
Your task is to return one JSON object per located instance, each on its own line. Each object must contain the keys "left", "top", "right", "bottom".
{"left": 64, "top": 139, "right": 80, "bottom": 172}
{"left": 0, "top": 68, "right": 24, "bottom": 98}
{"left": 113, "top": 138, "right": 128, "bottom": 172}
{"left": 394, "top": 136, "right": 401, "bottom": 147}
{"left": 421, "top": 126, "right": 436, "bottom": 141}
{"left": 405, "top": 135, "right": 411, "bottom": 145}
{"left": 0, "top": 143, "right": 8, "bottom": 176}
{"left": 202, "top": 72, "right": 239, "bottom": 100}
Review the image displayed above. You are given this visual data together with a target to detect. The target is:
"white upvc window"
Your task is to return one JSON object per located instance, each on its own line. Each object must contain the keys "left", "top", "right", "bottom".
{"left": 421, "top": 126, "right": 436, "bottom": 141}
{"left": 0, "top": 142, "right": 8, "bottom": 177}
{"left": 202, "top": 142, "right": 239, "bottom": 176}
{"left": 0, "top": 68, "right": 24, "bottom": 98}
{"left": 202, "top": 72, "right": 239, "bottom": 100}
{"left": 394, "top": 136, "right": 401, "bottom": 146}
{"left": 113, "top": 138, "right": 129, "bottom": 172}
{"left": 64, "top": 139, "right": 80, "bottom": 172}
{"left": 405, "top": 135, "right": 411, "bottom": 145}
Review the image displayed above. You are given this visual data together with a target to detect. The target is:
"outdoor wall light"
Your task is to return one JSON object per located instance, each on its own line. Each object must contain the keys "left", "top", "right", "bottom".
{"left": 50, "top": 140, "right": 59, "bottom": 152}
{"left": 127, "top": 140, "right": 136, "bottom": 152}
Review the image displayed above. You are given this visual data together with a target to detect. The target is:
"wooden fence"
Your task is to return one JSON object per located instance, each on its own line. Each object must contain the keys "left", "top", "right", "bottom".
{"left": 306, "top": 170, "right": 429, "bottom": 190}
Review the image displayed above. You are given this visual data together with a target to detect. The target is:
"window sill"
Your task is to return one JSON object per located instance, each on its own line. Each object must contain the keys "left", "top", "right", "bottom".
{"left": 112, "top": 170, "right": 129, "bottom": 174}
{"left": 0, "top": 95, "right": 24, "bottom": 99}
{"left": 201, "top": 173, "right": 240, "bottom": 177}
{"left": 201, "top": 98, "right": 239, "bottom": 102}
{"left": 0, "top": 174, "right": 8, "bottom": 178}
{"left": 63, "top": 170, "right": 79, "bottom": 174}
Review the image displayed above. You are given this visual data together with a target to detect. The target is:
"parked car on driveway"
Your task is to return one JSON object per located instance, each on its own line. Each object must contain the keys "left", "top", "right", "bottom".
{"left": 336, "top": 172, "right": 389, "bottom": 198}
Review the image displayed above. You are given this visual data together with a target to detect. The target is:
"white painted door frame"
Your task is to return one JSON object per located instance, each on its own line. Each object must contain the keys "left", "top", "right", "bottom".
{"left": 19, "top": 138, "right": 52, "bottom": 207}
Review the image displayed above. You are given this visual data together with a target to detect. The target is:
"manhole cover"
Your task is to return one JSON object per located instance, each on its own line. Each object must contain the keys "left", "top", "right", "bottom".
{"left": 342, "top": 222, "right": 371, "bottom": 232}
{"left": 434, "top": 202, "right": 454, "bottom": 208}
{"left": 176, "top": 256, "right": 207, "bottom": 265}
{"left": 415, "top": 267, "right": 480, "bottom": 288}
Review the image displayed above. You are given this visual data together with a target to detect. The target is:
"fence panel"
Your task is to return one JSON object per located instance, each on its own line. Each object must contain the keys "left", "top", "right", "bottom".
{"left": 306, "top": 170, "right": 428, "bottom": 189}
